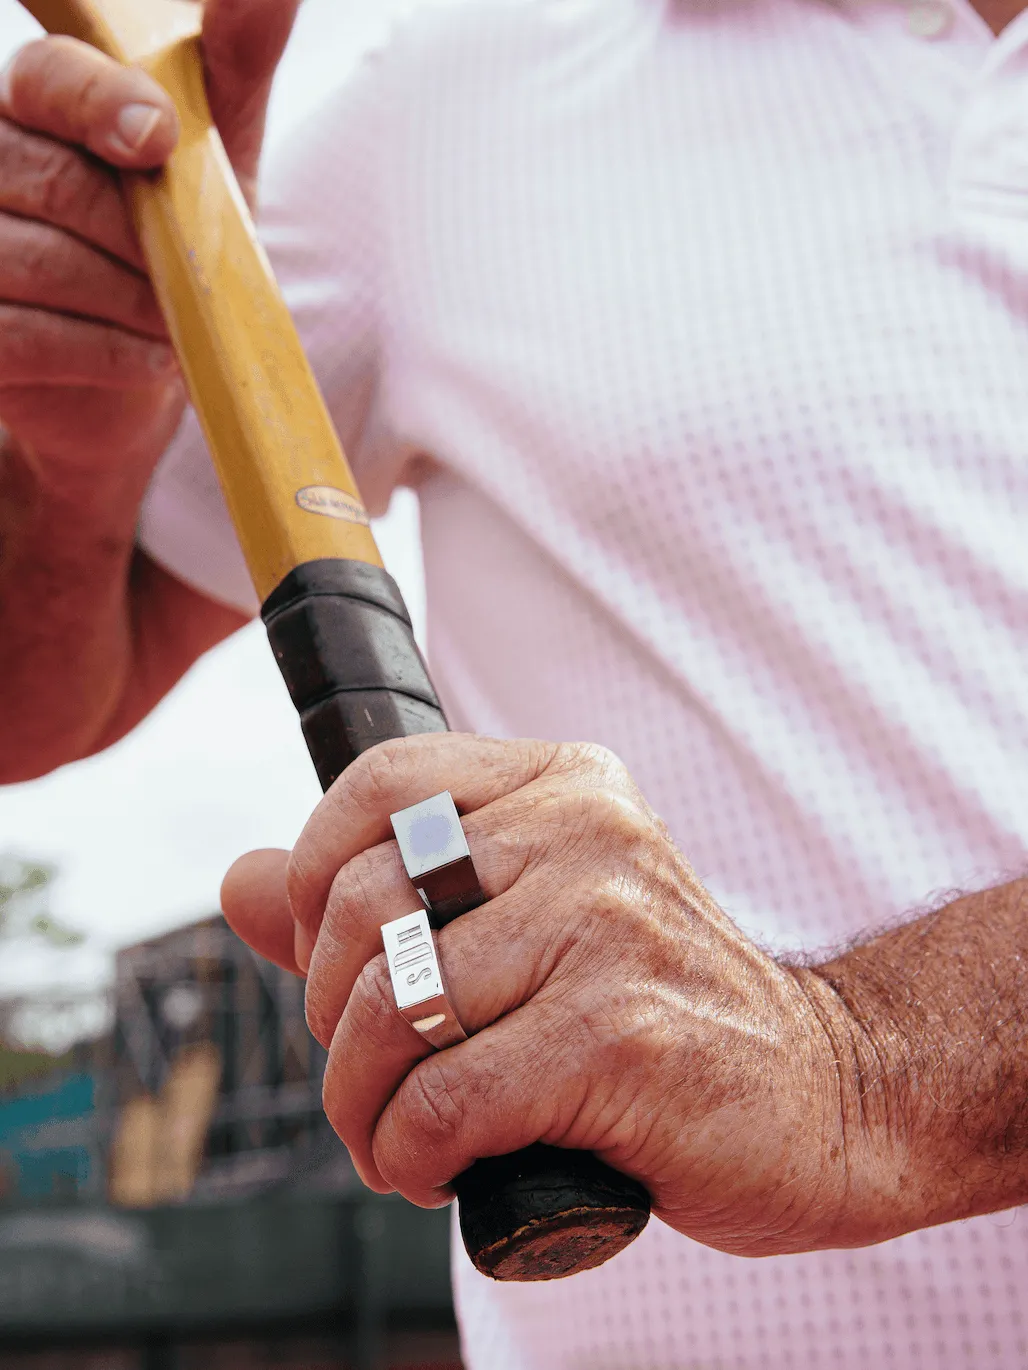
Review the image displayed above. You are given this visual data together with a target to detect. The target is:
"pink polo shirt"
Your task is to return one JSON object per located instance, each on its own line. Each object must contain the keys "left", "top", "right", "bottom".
{"left": 141, "top": 0, "right": 1028, "bottom": 1363}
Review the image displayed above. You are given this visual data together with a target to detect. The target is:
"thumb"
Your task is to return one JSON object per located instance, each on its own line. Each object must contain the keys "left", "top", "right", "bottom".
{"left": 200, "top": 0, "right": 302, "bottom": 192}
{"left": 221, "top": 847, "right": 303, "bottom": 975}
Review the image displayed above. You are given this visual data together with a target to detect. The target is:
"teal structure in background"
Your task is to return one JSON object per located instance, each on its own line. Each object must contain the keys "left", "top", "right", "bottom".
{"left": 0, "top": 1071, "right": 95, "bottom": 1200}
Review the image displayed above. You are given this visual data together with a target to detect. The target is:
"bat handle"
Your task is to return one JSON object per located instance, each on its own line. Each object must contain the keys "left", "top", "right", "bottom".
{"left": 262, "top": 558, "right": 652, "bottom": 1279}
{"left": 261, "top": 556, "right": 447, "bottom": 790}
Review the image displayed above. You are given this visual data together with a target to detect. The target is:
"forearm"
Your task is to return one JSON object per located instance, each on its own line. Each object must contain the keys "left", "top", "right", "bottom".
{"left": 0, "top": 425, "right": 246, "bottom": 782}
{"left": 795, "top": 877, "right": 1028, "bottom": 1241}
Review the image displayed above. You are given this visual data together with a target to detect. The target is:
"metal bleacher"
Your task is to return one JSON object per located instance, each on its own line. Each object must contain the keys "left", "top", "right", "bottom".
{"left": 0, "top": 918, "right": 456, "bottom": 1370}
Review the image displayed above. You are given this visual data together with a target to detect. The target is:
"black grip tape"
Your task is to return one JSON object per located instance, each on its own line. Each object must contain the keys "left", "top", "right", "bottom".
{"left": 262, "top": 558, "right": 447, "bottom": 791}
{"left": 262, "top": 558, "right": 651, "bottom": 1280}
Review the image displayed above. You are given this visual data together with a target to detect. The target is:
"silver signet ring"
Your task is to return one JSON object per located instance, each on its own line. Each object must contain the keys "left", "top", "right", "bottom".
{"left": 382, "top": 908, "right": 469, "bottom": 1051}
{"left": 390, "top": 791, "right": 487, "bottom": 927}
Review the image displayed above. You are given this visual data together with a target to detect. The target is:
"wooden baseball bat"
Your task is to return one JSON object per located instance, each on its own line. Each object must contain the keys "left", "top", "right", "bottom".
{"left": 17, "top": 0, "right": 650, "bottom": 1280}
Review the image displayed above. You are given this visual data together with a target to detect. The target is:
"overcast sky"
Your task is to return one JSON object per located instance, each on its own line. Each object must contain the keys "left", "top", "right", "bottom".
{"left": 0, "top": 0, "right": 426, "bottom": 979}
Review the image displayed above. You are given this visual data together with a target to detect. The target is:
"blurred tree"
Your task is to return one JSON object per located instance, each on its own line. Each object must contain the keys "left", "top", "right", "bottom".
{"left": 0, "top": 856, "right": 84, "bottom": 946}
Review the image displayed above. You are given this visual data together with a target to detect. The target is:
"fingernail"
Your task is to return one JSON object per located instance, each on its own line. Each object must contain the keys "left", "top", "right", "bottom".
{"left": 113, "top": 102, "right": 162, "bottom": 153}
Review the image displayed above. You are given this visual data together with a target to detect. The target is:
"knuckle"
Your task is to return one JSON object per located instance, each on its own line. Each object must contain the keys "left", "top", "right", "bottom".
{"left": 358, "top": 952, "right": 391, "bottom": 1003}
{"left": 402, "top": 1060, "right": 465, "bottom": 1146}
{"left": 303, "top": 976, "right": 333, "bottom": 1047}
{"left": 288, "top": 837, "right": 387, "bottom": 941}
{"left": 48, "top": 159, "right": 118, "bottom": 253}
{"left": 0, "top": 129, "right": 119, "bottom": 267}
{"left": 341, "top": 737, "right": 420, "bottom": 814}
{"left": 604, "top": 790, "right": 658, "bottom": 852}
{"left": 284, "top": 847, "right": 316, "bottom": 925}
{"left": 348, "top": 955, "right": 400, "bottom": 1045}
{"left": 74, "top": 157, "right": 110, "bottom": 223}
{"left": 550, "top": 783, "right": 653, "bottom": 854}
{"left": 552, "top": 740, "right": 626, "bottom": 783}
{"left": 330, "top": 847, "right": 384, "bottom": 925}
{"left": 494, "top": 735, "right": 554, "bottom": 785}
{"left": 34, "top": 141, "right": 86, "bottom": 223}
{"left": 302, "top": 950, "right": 349, "bottom": 1047}
{"left": 306, "top": 940, "right": 395, "bottom": 1048}
{"left": 481, "top": 818, "right": 535, "bottom": 891}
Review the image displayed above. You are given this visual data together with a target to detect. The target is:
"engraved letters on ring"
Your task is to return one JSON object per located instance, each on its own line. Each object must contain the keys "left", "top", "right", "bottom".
{"left": 381, "top": 908, "right": 468, "bottom": 1051}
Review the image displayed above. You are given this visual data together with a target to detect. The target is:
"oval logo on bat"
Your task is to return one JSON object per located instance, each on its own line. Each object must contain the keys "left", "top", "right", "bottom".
{"left": 295, "top": 486, "right": 370, "bottom": 525}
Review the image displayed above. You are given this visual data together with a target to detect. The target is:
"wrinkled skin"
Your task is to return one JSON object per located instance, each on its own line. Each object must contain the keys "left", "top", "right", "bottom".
{"left": 0, "top": 0, "right": 300, "bottom": 465}
{"left": 224, "top": 734, "right": 897, "bottom": 1258}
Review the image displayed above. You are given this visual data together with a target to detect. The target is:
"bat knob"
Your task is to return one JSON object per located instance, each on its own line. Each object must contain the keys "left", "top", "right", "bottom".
{"left": 455, "top": 1144, "right": 651, "bottom": 1282}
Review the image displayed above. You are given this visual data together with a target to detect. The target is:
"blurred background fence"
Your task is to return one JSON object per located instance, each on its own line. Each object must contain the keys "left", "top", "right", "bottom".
{"left": 0, "top": 913, "right": 458, "bottom": 1370}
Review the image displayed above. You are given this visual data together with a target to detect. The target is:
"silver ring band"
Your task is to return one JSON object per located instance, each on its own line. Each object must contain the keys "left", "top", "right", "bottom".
{"left": 381, "top": 907, "right": 468, "bottom": 1051}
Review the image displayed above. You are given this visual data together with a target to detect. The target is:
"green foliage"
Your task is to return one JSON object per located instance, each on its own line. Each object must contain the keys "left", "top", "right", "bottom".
{"left": 28, "top": 914, "right": 84, "bottom": 947}
{"left": 0, "top": 858, "right": 54, "bottom": 912}
{"left": 0, "top": 856, "right": 84, "bottom": 946}
{"left": 0, "top": 1044, "right": 71, "bottom": 1094}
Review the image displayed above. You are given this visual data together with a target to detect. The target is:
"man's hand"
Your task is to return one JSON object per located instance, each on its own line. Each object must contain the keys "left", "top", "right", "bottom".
{"left": 223, "top": 733, "right": 926, "bottom": 1258}
{"left": 0, "top": 0, "right": 298, "bottom": 463}
{"left": 0, "top": 0, "right": 300, "bottom": 778}
{"left": 225, "top": 734, "right": 1028, "bottom": 1255}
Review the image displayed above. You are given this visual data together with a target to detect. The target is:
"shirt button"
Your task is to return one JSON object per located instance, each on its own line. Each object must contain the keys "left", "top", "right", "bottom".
{"left": 906, "top": 0, "right": 954, "bottom": 37}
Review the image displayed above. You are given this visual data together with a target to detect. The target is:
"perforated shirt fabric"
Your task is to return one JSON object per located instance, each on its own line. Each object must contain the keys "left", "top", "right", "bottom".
{"left": 139, "top": 0, "right": 1028, "bottom": 1364}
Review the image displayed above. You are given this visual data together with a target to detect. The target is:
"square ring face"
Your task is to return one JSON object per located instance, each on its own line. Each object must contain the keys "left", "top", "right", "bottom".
{"left": 381, "top": 909, "right": 445, "bottom": 1013}
{"left": 390, "top": 791, "right": 471, "bottom": 880}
